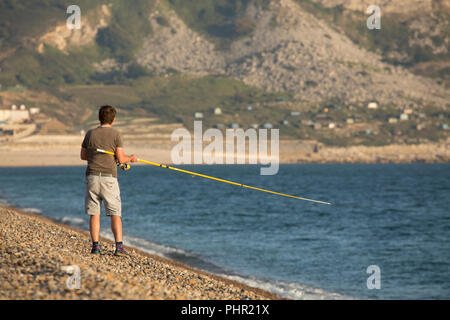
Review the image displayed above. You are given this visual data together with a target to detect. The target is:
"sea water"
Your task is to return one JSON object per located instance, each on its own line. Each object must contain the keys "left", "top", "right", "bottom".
{"left": 0, "top": 164, "right": 449, "bottom": 299}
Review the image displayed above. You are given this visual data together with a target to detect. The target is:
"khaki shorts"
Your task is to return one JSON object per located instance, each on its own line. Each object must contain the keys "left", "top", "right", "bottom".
{"left": 85, "top": 175, "right": 122, "bottom": 217}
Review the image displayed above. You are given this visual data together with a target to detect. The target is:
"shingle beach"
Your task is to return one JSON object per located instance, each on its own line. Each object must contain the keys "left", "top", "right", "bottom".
{"left": 0, "top": 206, "right": 281, "bottom": 300}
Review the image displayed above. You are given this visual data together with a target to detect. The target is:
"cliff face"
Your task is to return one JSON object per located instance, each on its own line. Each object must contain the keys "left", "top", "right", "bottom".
{"left": 37, "top": 4, "right": 111, "bottom": 53}
{"left": 135, "top": 0, "right": 449, "bottom": 107}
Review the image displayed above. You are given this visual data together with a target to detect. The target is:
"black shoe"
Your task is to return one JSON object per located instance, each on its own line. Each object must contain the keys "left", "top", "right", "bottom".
{"left": 91, "top": 243, "right": 100, "bottom": 254}
{"left": 114, "top": 245, "right": 127, "bottom": 256}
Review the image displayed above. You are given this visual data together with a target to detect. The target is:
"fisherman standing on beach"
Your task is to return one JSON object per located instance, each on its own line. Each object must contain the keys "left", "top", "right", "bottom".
{"left": 80, "top": 105, "right": 138, "bottom": 256}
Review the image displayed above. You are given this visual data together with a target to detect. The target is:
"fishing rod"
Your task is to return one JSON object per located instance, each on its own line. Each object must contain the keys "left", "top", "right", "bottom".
{"left": 97, "top": 149, "right": 331, "bottom": 205}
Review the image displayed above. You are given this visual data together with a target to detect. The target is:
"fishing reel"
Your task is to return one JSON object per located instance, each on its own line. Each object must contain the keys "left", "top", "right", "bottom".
{"left": 116, "top": 159, "right": 131, "bottom": 171}
{"left": 119, "top": 163, "right": 131, "bottom": 171}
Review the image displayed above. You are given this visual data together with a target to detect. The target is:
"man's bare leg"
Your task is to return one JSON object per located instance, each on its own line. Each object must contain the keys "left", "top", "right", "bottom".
{"left": 110, "top": 215, "right": 123, "bottom": 243}
{"left": 90, "top": 215, "right": 100, "bottom": 242}
{"left": 111, "top": 215, "right": 126, "bottom": 256}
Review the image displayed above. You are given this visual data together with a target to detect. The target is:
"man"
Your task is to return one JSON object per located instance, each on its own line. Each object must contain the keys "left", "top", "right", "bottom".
{"left": 80, "top": 105, "right": 137, "bottom": 256}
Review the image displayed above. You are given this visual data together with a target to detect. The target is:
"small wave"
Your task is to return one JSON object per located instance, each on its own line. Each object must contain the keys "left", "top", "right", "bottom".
{"left": 22, "top": 207, "right": 42, "bottom": 214}
{"left": 220, "top": 274, "right": 355, "bottom": 300}
{"left": 54, "top": 216, "right": 86, "bottom": 226}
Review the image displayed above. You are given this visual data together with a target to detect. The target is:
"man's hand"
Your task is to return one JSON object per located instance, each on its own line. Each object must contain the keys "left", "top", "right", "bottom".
{"left": 116, "top": 147, "right": 138, "bottom": 164}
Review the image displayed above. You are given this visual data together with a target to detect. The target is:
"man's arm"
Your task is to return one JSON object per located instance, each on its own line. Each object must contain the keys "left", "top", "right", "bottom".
{"left": 116, "top": 147, "right": 138, "bottom": 164}
{"left": 80, "top": 147, "right": 88, "bottom": 161}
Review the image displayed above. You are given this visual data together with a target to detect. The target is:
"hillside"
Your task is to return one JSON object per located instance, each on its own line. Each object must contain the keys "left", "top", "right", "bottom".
{"left": 303, "top": 0, "right": 450, "bottom": 87}
{"left": 0, "top": 0, "right": 448, "bottom": 146}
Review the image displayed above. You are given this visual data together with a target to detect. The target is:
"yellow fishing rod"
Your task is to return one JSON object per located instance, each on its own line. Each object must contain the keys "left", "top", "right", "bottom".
{"left": 97, "top": 149, "right": 331, "bottom": 205}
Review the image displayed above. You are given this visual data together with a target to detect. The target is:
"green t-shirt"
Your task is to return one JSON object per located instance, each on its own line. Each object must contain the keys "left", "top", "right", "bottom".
{"left": 82, "top": 126, "right": 123, "bottom": 178}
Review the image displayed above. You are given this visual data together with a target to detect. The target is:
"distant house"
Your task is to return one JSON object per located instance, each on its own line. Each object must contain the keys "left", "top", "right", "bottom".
{"left": 0, "top": 108, "right": 30, "bottom": 123}
{"left": 213, "top": 108, "right": 222, "bottom": 115}
{"left": 290, "top": 111, "right": 301, "bottom": 117}
{"left": 365, "top": 129, "right": 373, "bottom": 135}
{"left": 29, "top": 108, "right": 40, "bottom": 115}
{"left": 367, "top": 102, "right": 378, "bottom": 110}
{"left": 263, "top": 123, "right": 273, "bottom": 129}
{"left": 194, "top": 112, "right": 204, "bottom": 119}
{"left": 313, "top": 123, "right": 322, "bottom": 130}
{"left": 388, "top": 117, "right": 398, "bottom": 124}
{"left": 302, "top": 120, "right": 314, "bottom": 126}
{"left": 402, "top": 108, "right": 413, "bottom": 115}
{"left": 250, "top": 124, "right": 259, "bottom": 129}
{"left": 215, "top": 123, "right": 226, "bottom": 130}
{"left": 416, "top": 124, "right": 426, "bottom": 131}
{"left": 400, "top": 114, "right": 409, "bottom": 121}
{"left": 281, "top": 120, "right": 289, "bottom": 125}
{"left": 441, "top": 124, "right": 449, "bottom": 130}
{"left": 346, "top": 118, "right": 354, "bottom": 124}
{"left": 247, "top": 105, "right": 253, "bottom": 111}
{"left": 328, "top": 123, "right": 336, "bottom": 129}
{"left": 229, "top": 123, "right": 240, "bottom": 129}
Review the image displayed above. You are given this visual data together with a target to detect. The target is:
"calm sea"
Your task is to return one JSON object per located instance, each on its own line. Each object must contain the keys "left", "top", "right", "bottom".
{"left": 0, "top": 163, "right": 449, "bottom": 299}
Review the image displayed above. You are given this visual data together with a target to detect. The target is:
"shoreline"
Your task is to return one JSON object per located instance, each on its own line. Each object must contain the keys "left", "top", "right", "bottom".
{"left": 0, "top": 142, "right": 450, "bottom": 168}
{"left": 0, "top": 135, "right": 449, "bottom": 167}
{"left": 0, "top": 206, "right": 282, "bottom": 300}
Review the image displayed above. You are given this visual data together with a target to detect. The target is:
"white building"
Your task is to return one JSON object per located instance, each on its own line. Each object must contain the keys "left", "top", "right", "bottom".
{"left": 367, "top": 102, "right": 378, "bottom": 109}
{"left": 0, "top": 109, "right": 30, "bottom": 123}
{"left": 194, "top": 112, "right": 204, "bottom": 119}
{"left": 29, "top": 108, "right": 40, "bottom": 115}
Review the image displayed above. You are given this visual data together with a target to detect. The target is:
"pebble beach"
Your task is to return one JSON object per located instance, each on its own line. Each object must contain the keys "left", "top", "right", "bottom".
{"left": 0, "top": 206, "right": 281, "bottom": 300}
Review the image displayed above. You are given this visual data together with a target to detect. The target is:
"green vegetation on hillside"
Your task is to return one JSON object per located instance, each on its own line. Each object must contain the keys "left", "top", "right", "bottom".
{"left": 0, "top": 0, "right": 99, "bottom": 48}
{"left": 0, "top": 0, "right": 155, "bottom": 88}
{"left": 96, "top": 0, "right": 155, "bottom": 62}
{"left": 167, "top": 0, "right": 257, "bottom": 49}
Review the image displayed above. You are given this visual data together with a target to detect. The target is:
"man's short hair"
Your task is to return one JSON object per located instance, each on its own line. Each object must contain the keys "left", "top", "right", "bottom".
{"left": 99, "top": 105, "right": 116, "bottom": 125}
